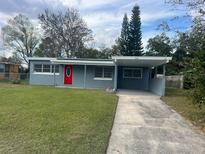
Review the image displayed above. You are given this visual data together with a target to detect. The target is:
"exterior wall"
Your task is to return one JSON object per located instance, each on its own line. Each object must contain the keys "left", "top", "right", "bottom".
{"left": 29, "top": 60, "right": 166, "bottom": 95}
{"left": 8, "top": 64, "right": 19, "bottom": 80}
{"left": 29, "top": 60, "right": 62, "bottom": 86}
{"left": 57, "top": 65, "right": 84, "bottom": 88}
{"left": 85, "top": 65, "right": 114, "bottom": 89}
{"left": 117, "top": 66, "right": 149, "bottom": 90}
{"left": 58, "top": 65, "right": 115, "bottom": 89}
{"left": 149, "top": 77, "right": 165, "bottom": 96}
{"left": 0, "top": 64, "right": 5, "bottom": 80}
{"left": 0, "top": 64, "right": 19, "bottom": 80}
{"left": 29, "top": 60, "right": 115, "bottom": 89}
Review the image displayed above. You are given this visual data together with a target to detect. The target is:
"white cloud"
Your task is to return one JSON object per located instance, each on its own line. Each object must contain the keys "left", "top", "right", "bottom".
{"left": 84, "top": 12, "right": 123, "bottom": 28}
{"left": 0, "top": 0, "right": 189, "bottom": 50}
{"left": 79, "top": 0, "right": 118, "bottom": 9}
{"left": 0, "top": 12, "right": 17, "bottom": 25}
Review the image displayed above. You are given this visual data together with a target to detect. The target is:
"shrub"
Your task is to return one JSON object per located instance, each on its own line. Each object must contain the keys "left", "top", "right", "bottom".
{"left": 183, "top": 70, "right": 195, "bottom": 89}
{"left": 12, "top": 80, "right": 21, "bottom": 84}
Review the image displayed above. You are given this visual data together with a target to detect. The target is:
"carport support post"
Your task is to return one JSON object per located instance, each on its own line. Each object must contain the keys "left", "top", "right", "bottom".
{"left": 53, "top": 64, "right": 56, "bottom": 86}
{"left": 83, "top": 65, "right": 87, "bottom": 89}
{"left": 114, "top": 64, "right": 118, "bottom": 91}
{"left": 163, "top": 64, "right": 166, "bottom": 77}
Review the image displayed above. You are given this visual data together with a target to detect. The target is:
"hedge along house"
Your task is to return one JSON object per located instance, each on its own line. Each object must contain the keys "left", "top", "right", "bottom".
{"left": 28, "top": 56, "right": 172, "bottom": 96}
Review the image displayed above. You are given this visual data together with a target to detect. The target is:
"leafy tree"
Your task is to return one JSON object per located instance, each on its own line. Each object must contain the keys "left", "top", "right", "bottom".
{"left": 110, "top": 43, "right": 121, "bottom": 57}
{"left": 2, "top": 14, "right": 39, "bottom": 63}
{"left": 187, "top": 51, "right": 205, "bottom": 106}
{"left": 34, "top": 37, "right": 61, "bottom": 57}
{"left": 128, "top": 5, "right": 143, "bottom": 56}
{"left": 0, "top": 52, "right": 22, "bottom": 64}
{"left": 119, "top": 14, "right": 129, "bottom": 56}
{"left": 146, "top": 33, "right": 173, "bottom": 56}
{"left": 165, "top": 0, "right": 205, "bottom": 16}
{"left": 75, "top": 48, "right": 100, "bottom": 58}
{"left": 74, "top": 46, "right": 117, "bottom": 59}
{"left": 39, "top": 8, "right": 92, "bottom": 58}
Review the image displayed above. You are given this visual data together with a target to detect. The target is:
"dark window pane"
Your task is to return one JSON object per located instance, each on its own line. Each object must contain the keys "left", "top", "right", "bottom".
{"left": 124, "top": 69, "right": 132, "bottom": 78}
{"left": 133, "top": 69, "right": 142, "bottom": 78}
{"left": 0, "top": 64, "right": 4, "bottom": 73}
{"left": 43, "top": 64, "right": 50, "bottom": 72}
{"left": 104, "top": 67, "right": 112, "bottom": 78}
{"left": 34, "top": 64, "right": 42, "bottom": 72}
{"left": 95, "top": 67, "right": 103, "bottom": 77}
{"left": 66, "top": 67, "right": 71, "bottom": 76}
{"left": 51, "top": 65, "right": 59, "bottom": 73}
{"left": 55, "top": 65, "right": 59, "bottom": 73}
{"left": 151, "top": 68, "right": 155, "bottom": 79}
{"left": 124, "top": 68, "right": 142, "bottom": 78}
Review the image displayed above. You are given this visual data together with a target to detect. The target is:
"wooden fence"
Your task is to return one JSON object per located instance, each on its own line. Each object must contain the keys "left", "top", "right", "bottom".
{"left": 166, "top": 75, "right": 184, "bottom": 89}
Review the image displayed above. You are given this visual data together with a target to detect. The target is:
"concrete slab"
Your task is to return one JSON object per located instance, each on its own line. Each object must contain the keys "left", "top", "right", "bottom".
{"left": 107, "top": 90, "right": 205, "bottom": 154}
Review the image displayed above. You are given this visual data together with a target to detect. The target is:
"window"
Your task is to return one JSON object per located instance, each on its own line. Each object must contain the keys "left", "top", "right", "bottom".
{"left": 66, "top": 67, "right": 71, "bottom": 77}
{"left": 43, "top": 64, "right": 50, "bottom": 72}
{"left": 123, "top": 68, "right": 142, "bottom": 79}
{"left": 95, "top": 67, "right": 103, "bottom": 78}
{"left": 94, "top": 66, "right": 113, "bottom": 80}
{"left": 51, "top": 65, "right": 59, "bottom": 73}
{"left": 34, "top": 64, "right": 42, "bottom": 72}
{"left": 104, "top": 67, "right": 113, "bottom": 78}
{"left": 34, "top": 64, "right": 59, "bottom": 74}
{"left": 0, "top": 64, "right": 4, "bottom": 73}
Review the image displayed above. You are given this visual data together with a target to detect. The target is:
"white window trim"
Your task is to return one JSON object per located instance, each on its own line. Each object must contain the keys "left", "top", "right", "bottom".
{"left": 33, "top": 64, "right": 60, "bottom": 75}
{"left": 33, "top": 72, "right": 60, "bottom": 75}
{"left": 94, "top": 66, "right": 113, "bottom": 80}
{"left": 123, "top": 68, "right": 143, "bottom": 79}
{"left": 94, "top": 77, "right": 112, "bottom": 81}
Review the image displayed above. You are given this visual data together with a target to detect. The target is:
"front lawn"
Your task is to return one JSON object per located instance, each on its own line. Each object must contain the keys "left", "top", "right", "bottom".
{"left": 0, "top": 83, "right": 118, "bottom": 154}
{"left": 162, "top": 88, "right": 205, "bottom": 132}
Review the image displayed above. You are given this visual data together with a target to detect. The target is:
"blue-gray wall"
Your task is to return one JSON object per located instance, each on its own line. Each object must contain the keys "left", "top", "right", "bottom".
{"left": 29, "top": 60, "right": 62, "bottom": 86}
{"left": 85, "top": 66, "right": 114, "bottom": 89}
{"left": 29, "top": 60, "right": 115, "bottom": 89}
{"left": 29, "top": 60, "right": 166, "bottom": 96}
{"left": 149, "top": 77, "right": 165, "bottom": 96}
{"left": 117, "top": 66, "right": 149, "bottom": 91}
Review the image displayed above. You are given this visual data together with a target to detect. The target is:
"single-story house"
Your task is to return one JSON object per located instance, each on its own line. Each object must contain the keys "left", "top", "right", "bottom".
{"left": 28, "top": 56, "right": 172, "bottom": 96}
{"left": 0, "top": 62, "right": 20, "bottom": 80}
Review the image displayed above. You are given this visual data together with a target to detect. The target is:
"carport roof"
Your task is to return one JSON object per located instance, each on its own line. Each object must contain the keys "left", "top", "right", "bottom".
{"left": 112, "top": 56, "right": 172, "bottom": 67}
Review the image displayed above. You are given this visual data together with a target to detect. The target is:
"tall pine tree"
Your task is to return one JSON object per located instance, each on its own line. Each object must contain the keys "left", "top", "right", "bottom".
{"left": 119, "top": 14, "right": 129, "bottom": 56}
{"left": 128, "top": 5, "right": 143, "bottom": 56}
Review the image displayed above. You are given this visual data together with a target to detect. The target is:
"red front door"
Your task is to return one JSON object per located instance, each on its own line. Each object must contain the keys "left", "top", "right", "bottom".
{"left": 64, "top": 65, "right": 73, "bottom": 84}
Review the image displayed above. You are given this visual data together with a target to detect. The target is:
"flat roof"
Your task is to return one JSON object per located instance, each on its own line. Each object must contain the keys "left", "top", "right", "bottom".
{"left": 112, "top": 56, "right": 172, "bottom": 67}
{"left": 28, "top": 56, "right": 172, "bottom": 67}
{"left": 27, "top": 57, "right": 56, "bottom": 61}
{"left": 51, "top": 59, "right": 114, "bottom": 66}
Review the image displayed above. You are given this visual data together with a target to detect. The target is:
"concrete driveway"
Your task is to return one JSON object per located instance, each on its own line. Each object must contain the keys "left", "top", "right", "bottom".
{"left": 107, "top": 90, "right": 205, "bottom": 154}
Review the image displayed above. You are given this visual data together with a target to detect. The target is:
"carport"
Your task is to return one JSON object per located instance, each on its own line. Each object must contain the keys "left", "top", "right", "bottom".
{"left": 112, "top": 56, "right": 172, "bottom": 96}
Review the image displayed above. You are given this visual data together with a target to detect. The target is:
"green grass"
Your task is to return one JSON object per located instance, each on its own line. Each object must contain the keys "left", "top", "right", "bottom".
{"left": 0, "top": 79, "right": 29, "bottom": 85}
{"left": 0, "top": 83, "right": 118, "bottom": 154}
{"left": 162, "top": 88, "right": 205, "bottom": 132}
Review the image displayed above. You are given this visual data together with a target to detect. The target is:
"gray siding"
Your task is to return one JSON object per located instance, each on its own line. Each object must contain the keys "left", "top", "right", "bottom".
{"left": 117, "top": 66, "right": 149, "bottom": 90}
{"left": 149, "top": 77, "right": 165, "bottom": 96}
{"left": 29, "top": 60, "right": 62, "bottom": 86}
{"left": 85, "top": 66, "right": 114, "bottom": 89}
{"left": 61, "top": 65, "right": 115, "bottom": 89}
{"left": 29, "top": 60, "right": 115, "bottom": 89}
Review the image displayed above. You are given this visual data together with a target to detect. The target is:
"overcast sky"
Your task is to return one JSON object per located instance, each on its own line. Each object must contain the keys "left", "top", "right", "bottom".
{"left": 0, "top": 0, "right": 191, "bottom": 56}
